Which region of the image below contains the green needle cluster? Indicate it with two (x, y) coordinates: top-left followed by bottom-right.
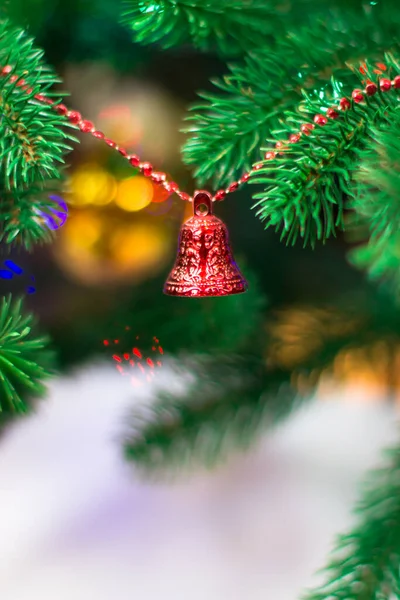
(0, 295), (53, 413)
(0, 20), (74, 250)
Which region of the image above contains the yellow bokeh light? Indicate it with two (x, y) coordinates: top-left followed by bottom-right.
(54, 206), (172, 286)
(64, 212), (103, 249)
(68, 164), (117, 206)
(115, 176), (154, 212)
(110, 222), (168, 270)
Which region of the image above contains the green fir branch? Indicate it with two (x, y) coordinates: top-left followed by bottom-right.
(182, 23), (353, 189)
(182, 7), (400, 189)
(0, 20), (75, 250)
(121, 0), (289, 56)
(121, 1), (400, 58)
(123, 354), (303, 473)
(250, 56), (400, 246)
(0, 22), (73, 187)
(182, 54), (299, 189)
(0, 183), (64, 249)
(303, 439), (400, 600)
(123, 298), (376, 473)
(348, 109), (400, 295)
(0, 295), (54, 413)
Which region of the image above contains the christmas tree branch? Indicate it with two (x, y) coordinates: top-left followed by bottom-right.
(182, 24), (354, 189)
(0, 20), (74, 249)
(0, 184), (63, 249)
(348, 109), (400, 295)
(250, 55), (400, 246)
(182, 6), (400, 189)
(121, 1), (400, 59)
(303, 439), (400, 600)
(123, 300), (375, 473)
(121, 0), (295, 56)
(0, 295), (54, 413)
(124, 354), (303, 473)
(182, 53), (300, 189)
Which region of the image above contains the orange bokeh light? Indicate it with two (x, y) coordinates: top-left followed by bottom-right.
(115, 176), (154, 212)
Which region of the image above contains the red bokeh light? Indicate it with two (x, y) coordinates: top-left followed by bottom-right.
(103, 334), (163, 387)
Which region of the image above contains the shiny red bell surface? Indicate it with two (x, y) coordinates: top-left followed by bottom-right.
(163, 190), (248, 297)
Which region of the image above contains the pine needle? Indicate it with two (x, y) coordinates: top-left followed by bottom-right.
(0, 294), (54, 413)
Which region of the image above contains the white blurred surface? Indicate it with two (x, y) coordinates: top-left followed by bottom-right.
(0, 363), (397, 600)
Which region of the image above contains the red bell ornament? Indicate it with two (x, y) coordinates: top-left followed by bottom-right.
(163, 190), (248, 297)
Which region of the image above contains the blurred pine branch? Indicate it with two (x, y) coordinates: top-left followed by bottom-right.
(0, 20), (74, 250)
(182, 4), (400, 189)
(122, 0), (290, 56)
(0, 295), (54, 414)
(348, 107), (400, 295)
(123, 291), (400, 473)
(303, 439), (400, 600)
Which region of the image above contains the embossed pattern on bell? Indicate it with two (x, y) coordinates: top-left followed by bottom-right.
(163, 211), (248, 298)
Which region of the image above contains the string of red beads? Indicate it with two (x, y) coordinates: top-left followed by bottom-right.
(57, 103), (193, 201)
(262, 74), (400, 162)
(0, 65), (193, 202)
(2, 63), (400, 204)
(0, 63), (255, 203)
(213, 173), (250, 201)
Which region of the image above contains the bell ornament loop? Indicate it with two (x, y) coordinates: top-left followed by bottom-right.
(163, 190), (248, 297)
(193, 190), (213, 217)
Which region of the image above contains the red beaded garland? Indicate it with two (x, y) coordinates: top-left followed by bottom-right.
(339, 98), (351, 110)
(151, 171), (167, 184)
(129, 155), (140, 167)
(104, 138), (117, 148)
(380, 78), (392, 91)
(314, 114), (328, 126)
(55, 104), (68, 115)
(352, 89), (364, 103)
(326, 108), (339, 119)
(5, 59), (400, 207)
(67, 110), (82, 124)
(164, 181), (179, 193)
(79, 120), (95, 133)
(301, 123), (315, 135)
(365, 82), (378, 96)
(140, 162), (153, 177)
(214, 190), (226, 201)
(177, 191), (191, 202)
